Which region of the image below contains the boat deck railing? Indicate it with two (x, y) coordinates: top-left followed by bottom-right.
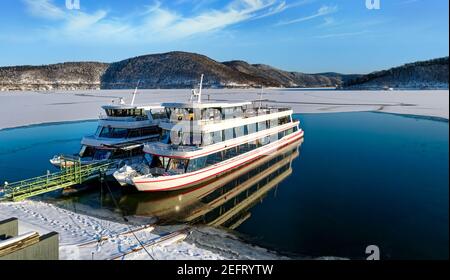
(161, 106), (292, 126)
(98, 114), (149, 122)
(145, 142), (200, 154)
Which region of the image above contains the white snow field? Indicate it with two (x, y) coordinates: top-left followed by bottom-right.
(0, 200), (286, 260)
(0, 88), (448, 130)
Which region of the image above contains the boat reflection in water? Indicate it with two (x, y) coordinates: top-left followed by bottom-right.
(118, 138), (303, 228)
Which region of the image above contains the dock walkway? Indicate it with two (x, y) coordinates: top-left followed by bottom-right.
(0, 158), (116, 202)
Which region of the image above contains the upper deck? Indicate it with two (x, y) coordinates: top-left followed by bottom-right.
(162, 101), (252, 109)
(160, 101), (293, 132)
(99, 103), (166, 128)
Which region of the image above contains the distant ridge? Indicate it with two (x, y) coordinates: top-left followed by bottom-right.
(0, 52), (447, 91)
(0, 62), (108, 91)
(100, 52), (346, 89)
(343, 57), (449, 90)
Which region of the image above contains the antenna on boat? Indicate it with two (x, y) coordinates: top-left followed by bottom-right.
(258, 86), (264, 109)
(190, 74), (204, 103)
(131, 79), (140, 106)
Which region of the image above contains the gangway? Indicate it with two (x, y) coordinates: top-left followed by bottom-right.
(0, 158), (117, 202)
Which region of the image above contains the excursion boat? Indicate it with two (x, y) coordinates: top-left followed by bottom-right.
(113, 75), (304, 191)
(50, 89), (167, 169)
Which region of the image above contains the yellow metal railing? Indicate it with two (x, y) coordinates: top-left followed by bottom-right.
(1, 159), (115, 202)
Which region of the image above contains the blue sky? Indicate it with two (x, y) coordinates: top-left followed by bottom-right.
(0, 0), (448, 73)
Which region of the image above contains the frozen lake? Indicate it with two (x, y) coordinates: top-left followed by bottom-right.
(0, 89), (448, 130)
(0, 112), (447, 259)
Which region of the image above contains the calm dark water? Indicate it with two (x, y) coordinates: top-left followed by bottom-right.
(0, 113), (447, 260)
(0, 121), (98, 182)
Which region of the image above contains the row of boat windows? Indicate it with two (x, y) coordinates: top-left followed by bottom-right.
(165, 106), (290, 122)
(192, 162), (292, 226)
(150, 126), (298, 174)
(96, 126), (160, 138)
(165, 107), (243, 122)
(105, 108), (147, 117)
(79, 145), (143, 160)
(169, 116), (292, 146)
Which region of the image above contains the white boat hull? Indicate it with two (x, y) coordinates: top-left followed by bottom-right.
(132, 130), (304, 192)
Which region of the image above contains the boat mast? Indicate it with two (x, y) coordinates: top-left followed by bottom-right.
(198, 74), (203, 103)
(258, 86), (264, 109)
(131, 80), (140, 106)
(190, 74), (204, 103)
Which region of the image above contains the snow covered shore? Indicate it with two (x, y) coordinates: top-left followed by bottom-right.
(0, 200), (287, 260)
(0, 89), (448, 130)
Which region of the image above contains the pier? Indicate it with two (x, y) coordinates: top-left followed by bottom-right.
(0, 157), (116, 202)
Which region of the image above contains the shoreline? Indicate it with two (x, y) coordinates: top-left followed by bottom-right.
(0, 89), (448, 130)
(0, 199), (290, 260)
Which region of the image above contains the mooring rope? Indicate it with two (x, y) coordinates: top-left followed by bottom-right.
(101, 173), (155, 260)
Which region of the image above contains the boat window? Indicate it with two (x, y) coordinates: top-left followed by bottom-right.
(181, 132), (192, 146)
(161, 130), (170, 144)
(260, 135), (270, 146)
(111, 149), (126, 159)
(99, 127), (128, 138)
(142, 127), (159, 136)
(167, 159), (188, 174)
(212, 130), (222, 144)
(278, 116), (290, 125)
(224, 128), (234, 141)
(170, 108), (189, 122)
(270, 129), (278, 143)
(202, 108), (221, 121)
(99, 127), (111, 137)
(202, 132), (213, 146)
(151, 109), (167, 120)
(79, 145), (94, 157)
(113, 128), (128, 138)
(187, 157), (207, 172)
(247, 123), (257, 135)
(95, 126), (103, 136)
(222, 108), (234, 120)
(93, 149), (111, 160)
(223, 147), (238, 160)
(193, 132), (202, 146)
(150, 156), (170, 169)
(128, 128), (141, 138)
(269, 118), (277, 128)
(206, 152), (222, 166)
(234, 126), (244, 138)
(258, 121), (267, 132)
